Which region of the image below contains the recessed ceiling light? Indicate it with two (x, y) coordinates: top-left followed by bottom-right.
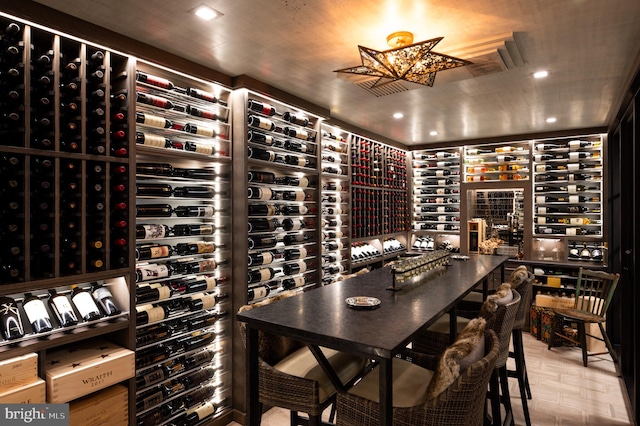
(393, 112), (404, 119)
(429, 131), (438, 136)
(533, 70), (549, 79)
(191, 4), (222, 21)
(546, 117), (557, 123)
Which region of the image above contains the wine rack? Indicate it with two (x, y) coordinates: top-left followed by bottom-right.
(0, 14), (135, 422)
(532, 135), (603, 239)
(0, 18), (132, 285)
(133, 63), (232, 424)
(320, 124), (350, 284)
(243, 91), (321, 302)
(463, 142), (531, 182)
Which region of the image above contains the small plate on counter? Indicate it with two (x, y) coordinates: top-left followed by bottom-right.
(346, 296), (381, 310)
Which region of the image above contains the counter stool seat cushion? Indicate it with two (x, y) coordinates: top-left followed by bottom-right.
(274, 346), (369, 403)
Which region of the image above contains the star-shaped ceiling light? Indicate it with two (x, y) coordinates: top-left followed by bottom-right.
(334, 32), (472, 88)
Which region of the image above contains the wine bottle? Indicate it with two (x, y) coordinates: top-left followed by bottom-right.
(248, 186), (275, 200)
(173, 186), (216, 198)
(47, 289), (79, 328)
(91, 282), (121, 316)
(284, 154), (315, 168)
(248, 130), (274, 146)
(172, 224), (216, 236)
(248, 251), (275, 266)
(136, 92), (174, 109)
(181, 367), (215, 389)
(283, 127), (310, 140)
(136, 285), (172, 304)
(22, 293), (53, 334)
(280, 204), (309, 215)
(466, 148), (493, 155)
(136, 244), (174, 261)
(248, 115), (275, 131)
(136, 305), (169, 325)
(70, 286), (104, 322)
(0, 296), (25, 340)
(282, 218), (309, 231)
(248, 236), (278, 249)
(283, 260), (308, 275)
(136, 204), (173, 217)
(282, 276), (307, 290)
(248, 146), (276, 162)
(248, 283), (271, 301)
(248, 218), (280, 232)
(175, 241), (216, 255)
(283, 247), (307, 261)
(188, 293), (228, 311)
(183, 349), (216, 369)
(136, 71), (174, 89)
(187, 87), (218, 103)
(135, 131), (172, 148)
(248, 204), (278, 216)
(136, 111), (173, 128)
(248, 267), (276, 284)
(184, 275), (219, 293)
(136, 224), (172, 240)
(248, 171), (276, 183)
(248, 99), (277, 116)
(284, 140), (308, 153)
(136, 263), (174, 282)
(136, 183), (173, 197)
(174, 205), (216, 217)
(284, 233), (311, 245)
(183, 123), (217, 138)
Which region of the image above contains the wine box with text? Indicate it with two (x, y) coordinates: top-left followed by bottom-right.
(45, 338), (135, 403)
(69, 384), (128, 426)
(0, 352), (38, 392)
(0, 379), (46, 404)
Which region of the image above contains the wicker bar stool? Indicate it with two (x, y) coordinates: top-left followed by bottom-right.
(335, 322), (500, 426)
(239, 291), (369, 426)
(411, 285), (521, 426)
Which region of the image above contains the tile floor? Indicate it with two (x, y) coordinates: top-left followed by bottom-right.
(228, 332), (633, 425)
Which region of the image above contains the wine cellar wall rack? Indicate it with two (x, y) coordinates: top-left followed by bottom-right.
(133, 62), (233, 425)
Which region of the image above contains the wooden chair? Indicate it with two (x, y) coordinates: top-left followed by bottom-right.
(547, 268), (620, 367)
(238, 291), (369, 426)
(335, 328), (500, 426)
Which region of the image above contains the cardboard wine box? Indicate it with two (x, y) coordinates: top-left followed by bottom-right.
(69, 384), (128, 426)
(0, 378), (46, 403)
(0, 352), (38, 392)
(45, 339), (134, 403)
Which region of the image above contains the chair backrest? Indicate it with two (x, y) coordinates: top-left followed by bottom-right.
(512, 274), (534, 330)
(403, 330), (500, 426)
(488, 290), (521, 369)
(574, 268), (620, 317)
(237, 290), (305, 365)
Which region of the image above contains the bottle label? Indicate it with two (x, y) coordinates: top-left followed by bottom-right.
(263, 252), (274, 264)
(198, 259), (218, 272)
(569, 152), (580, 160)
(298, 205), (309, 214)
(535, 165), (547, 172)
(538, 217), (547, 224)
(537, 207), (547, 214)
(196, 242), (215, 254)
(259, 269), (272, 281)
(297, 261), (307, 273)
(194, 126), (216, 138)
(296, 157), (306, 167)
(536, 196), (546, 204)
(139, 264), (170, 280)
(72, 291), (100, 319)
(436, 224), (445, 231)
(567, 184), (577, 193)
(293, 190), (305, 201)
(569, 195), (580, 203)
(51, 295), (75, 316)
(142, 390), (164, 409)
(142, 369), (165, 387)
(256, 117), (274, 131)
(437, 206), (445, 213)
(142, 133), (167, 147)
(150, 246), (171, 258)
(147, 306), (167, 322)
(437, 215), (447, 222)
(435, 170), (445, 177)
(299, 247), (308, 258)
(261, 103), (273, 115)
(570, 217), (584, 225)
(194, 294), (217, 309)
(193, 143), (215, 154)
(196, 206), (215, 217)
(252, 286), (269, 299)
(436, 188), (445, 195)
(204, 277), (217, 290)
(141, 113), (167, 128)
(197, 225), (214, 235)
(23, 299), (49, 323)
(567, 163), (580, 171)
(566, 228), (577, 236)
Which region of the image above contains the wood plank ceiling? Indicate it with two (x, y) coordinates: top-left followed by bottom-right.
(26, 0), (640, 146)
